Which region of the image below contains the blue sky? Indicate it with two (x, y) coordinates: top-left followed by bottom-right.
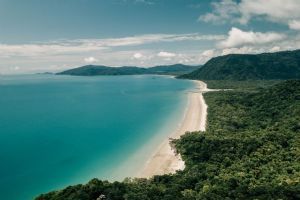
(0, 0), (224, 42)
(1, 0), (300, 74)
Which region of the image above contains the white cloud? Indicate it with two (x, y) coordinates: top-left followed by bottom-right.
(157, 51), (176, 58)
(0, 43), (106, 57)
(239, 0), (300, 25)
(218, 27), (285, 48)
(157, 51), (177, 61)
(213, 35), (300, 57)
(200, 0), (300, 28)
(199, 0), (239, 24)
(289, 20), (300, 30)
(221, 46), (261, 55)
(69, 33), (224, 49)
(0, 32), (225, 73)
(0, 33), (225, 58)
(84, 57), (98, 63)
(270, 46), (281, 52)
(201, 49), (215, 57)
(133, 52), (144, 59)
(197, 49), (216, 63)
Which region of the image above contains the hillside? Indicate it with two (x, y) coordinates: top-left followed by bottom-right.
(36, 80), (300, 200)
(146, 64), (200, 75)
(57, 65), (146, 76)
(57, 64), (200, 76)
(179, 49), (300, 80)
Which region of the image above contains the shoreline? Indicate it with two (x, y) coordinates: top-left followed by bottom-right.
(137, 80), (208, 178)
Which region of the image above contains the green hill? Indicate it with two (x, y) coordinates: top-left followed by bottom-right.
(146, 64), (200, 75)
(35, 80), (300, 200)
(179, 49), (300, 80)
(57, 65), (146, 76)
(57, 64), (200, 76)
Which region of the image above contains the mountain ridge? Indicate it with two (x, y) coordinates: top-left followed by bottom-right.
(179, 49), (300, 80)
(57, 64), (201, 76)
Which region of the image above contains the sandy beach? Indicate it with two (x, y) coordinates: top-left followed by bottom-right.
(138, 80), (208, 178)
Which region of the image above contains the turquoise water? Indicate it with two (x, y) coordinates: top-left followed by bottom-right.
(0, 75), (194, 200)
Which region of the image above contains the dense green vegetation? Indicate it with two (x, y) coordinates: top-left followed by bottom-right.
(36, 80), (300, 200)
(205, 80), (283, 90)
(179, 49), (300, 80)
(146, 64), (201, 75)
(57, 64), (200, 76)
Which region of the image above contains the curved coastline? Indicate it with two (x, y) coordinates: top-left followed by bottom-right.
(137, 80), (208, 178)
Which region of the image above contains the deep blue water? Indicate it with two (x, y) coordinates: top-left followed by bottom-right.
(0, 75), (194, 200)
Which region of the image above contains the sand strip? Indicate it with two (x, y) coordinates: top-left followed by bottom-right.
(137, 80), (208, 178)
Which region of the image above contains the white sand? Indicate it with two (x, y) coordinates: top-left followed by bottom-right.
(137, 80), (208, 178)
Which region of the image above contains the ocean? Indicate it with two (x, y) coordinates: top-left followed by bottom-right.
(0, 74), (194, 200)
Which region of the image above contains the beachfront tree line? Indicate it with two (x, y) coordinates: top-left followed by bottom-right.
(36, 80), (300, 200)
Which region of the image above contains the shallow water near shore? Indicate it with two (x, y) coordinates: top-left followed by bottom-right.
(0, 74), (194, 200)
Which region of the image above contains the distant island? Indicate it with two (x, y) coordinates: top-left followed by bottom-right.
(57, 64), (201, 76)
(179, 49), (300, 80)
(36, 72), (55, 75)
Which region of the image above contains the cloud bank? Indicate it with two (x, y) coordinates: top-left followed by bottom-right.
(84, 57), (98, 63)
(218, 27), (285, 48)
(0, 33), (225, 58)
(200, 0), (300, 29)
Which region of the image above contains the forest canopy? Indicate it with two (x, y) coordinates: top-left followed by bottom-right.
(179, 50), (300, 80)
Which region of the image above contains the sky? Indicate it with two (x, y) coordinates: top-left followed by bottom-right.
(1, 0), (300, 74)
